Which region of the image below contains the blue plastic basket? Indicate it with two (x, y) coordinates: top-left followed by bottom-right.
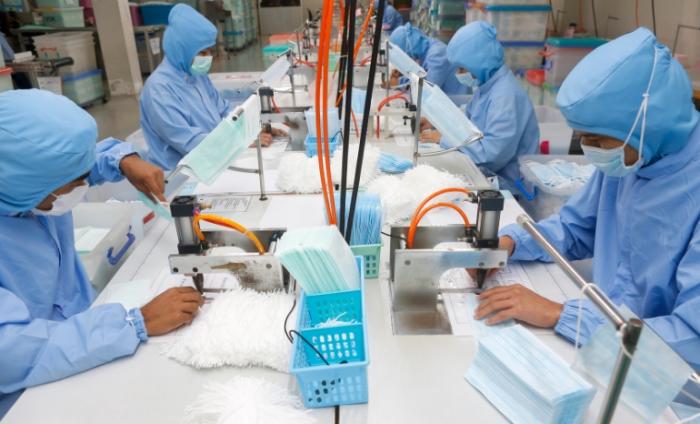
(305, 132), (341, 157)
(139, 2), (174, 25)
(290, 257), (370, 408)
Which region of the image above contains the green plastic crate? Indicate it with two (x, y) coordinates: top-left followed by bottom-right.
(350, 243), (381, 279)
(36, 0), (80, 8)
(41, 7), (85, 28)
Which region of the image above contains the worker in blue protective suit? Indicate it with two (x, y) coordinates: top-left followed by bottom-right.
(0, 90), (204, 418)
(375, 0), (403, 34)
(470, 28), (700, 373)
(388, 23), (464, 96)
(140, 4), (282, 171)
(422, 21), (539, 192)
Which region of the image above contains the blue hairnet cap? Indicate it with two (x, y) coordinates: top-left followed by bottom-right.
(389, 23), (430, 60)
(0, 90), (97, 214)
(557, 27), (700, 163)
(163, 4), (217, 74)
(446, 21), (504, 84)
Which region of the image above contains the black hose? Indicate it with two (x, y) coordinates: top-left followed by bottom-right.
(651, 0), (657, 35)
(336, 0), (352, 117)
(340, 0), (357, 239)
(345, 0), (385, 243)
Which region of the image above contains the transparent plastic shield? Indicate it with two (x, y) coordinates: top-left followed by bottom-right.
(387, 41), (425, 76)
(420, 80), (483, 147)
(575, 306), (694, 422)
(261, 55), (291, 85)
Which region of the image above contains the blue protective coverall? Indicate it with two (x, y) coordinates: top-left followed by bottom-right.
(0, 90), (147, 415)
(443, 21), (539, 192)
(500, 28), (700, 371)
(389, 23), (464, 96)
(140, 4), (232, 170)
(378, 1), (403, 34)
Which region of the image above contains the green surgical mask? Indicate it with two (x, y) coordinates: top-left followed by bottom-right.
(190, 55), (213, 76)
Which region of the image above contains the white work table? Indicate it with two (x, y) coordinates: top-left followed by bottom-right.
(4, 138), (682, 423)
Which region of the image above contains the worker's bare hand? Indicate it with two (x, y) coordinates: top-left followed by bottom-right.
(475, 284), (563, 328)
(270, 127), (288, 138)
(419, 129), (442, 144)
(419, 117), (434, 132)
(467, 236), (516, 281)
(120, 154), (166, 202)
(140, 287), (204, 336)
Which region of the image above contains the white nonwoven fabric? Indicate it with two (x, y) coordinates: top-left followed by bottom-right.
(366, 164), (466, 223)
(183, 376), (316, 424)
(163, 288), (296, 372)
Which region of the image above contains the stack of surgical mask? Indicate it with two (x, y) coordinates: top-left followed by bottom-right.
(275, 226), (360, 294)
(334, 193), (383, 246)
(378, 151), (413, 174)
(388, 41), (425, 76)
(419, 80), (483, 149)
(521, 159), (596, 192)
(180, 96), (261, 185)
(466, 325), (595, 424)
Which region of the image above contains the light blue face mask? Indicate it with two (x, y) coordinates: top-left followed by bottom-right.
(580, 47), (659, 177)
(190, 55), (213, 76)
(456, 71), (478, 88)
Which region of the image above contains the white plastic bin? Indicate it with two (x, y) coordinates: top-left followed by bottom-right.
(516, 154), (592, 221)
(0, 67), (12, 92)
(466, 4), (551, 42)
(73, 203), (142, 292)
(32, 31), (96, 76)
(62, 68), (103, 105)
(543, 37), (606, 86)
(501, 41), (544, 70)
(535, 105), (573, 154)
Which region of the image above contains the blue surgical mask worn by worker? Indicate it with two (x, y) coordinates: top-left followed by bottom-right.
(190, 55), (213, 76)
(32, 184), (88, 216)
(456, 72), (478, 88)
(581, 48), (659, 177)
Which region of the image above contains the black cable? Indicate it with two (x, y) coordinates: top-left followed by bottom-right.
(381, 231), (406, 242)
(336, 0), (352, 117)
(283, 296), (297, 343)
(346, 0), (385, 243)
(335, 405), (340, 424)
(340, 0), (358, 240)
(650, 0), (656, 35)
(289, 330), (331, 366)
(590, 0), (599, 37)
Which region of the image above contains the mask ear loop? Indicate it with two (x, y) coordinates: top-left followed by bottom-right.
(572, 281), (595, 367)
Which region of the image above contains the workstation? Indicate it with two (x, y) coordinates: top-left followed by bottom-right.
(1, 1), (700, 423)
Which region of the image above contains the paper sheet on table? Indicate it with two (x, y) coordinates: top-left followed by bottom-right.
(194, 169), (281, 195)
(74, 227), (110, 253)
(232, 141), (288, 169)
(259, 195), (326, 229)
(441, 263), (533, 336)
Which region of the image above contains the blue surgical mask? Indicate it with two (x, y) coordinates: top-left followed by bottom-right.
(190, 55), (213, 76)
(456, 72), (478, 88)
(580, 47), (658, 177)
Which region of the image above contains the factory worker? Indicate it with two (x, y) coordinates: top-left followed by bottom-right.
(472, 28), (700, 371)
(140, 4), (284, 171)
(376, 0), (403, 34)
(0, 90), (204, 416)
(388, 23), (464, 96)
(422, 21), (539, 192)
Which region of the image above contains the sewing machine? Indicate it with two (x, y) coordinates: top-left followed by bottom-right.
(168, 195), (290, 293)
(388, 189), (509, 334)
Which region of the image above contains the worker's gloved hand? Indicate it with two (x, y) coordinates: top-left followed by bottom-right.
(419, 129), (442, 144)
(474, 284), (563, 328)
(120, 154), (166, 202)
(467, 236), (515, 281)
(140, 287), (204, 336)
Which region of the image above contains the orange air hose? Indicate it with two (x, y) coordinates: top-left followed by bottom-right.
(406, 202), (471, 248)
(375, 93), (410, 137)
(407, 187), (472, 248)
(193, 214), (265, 255)
(322, 0), (338, 224)
(314, 0), (333, 225)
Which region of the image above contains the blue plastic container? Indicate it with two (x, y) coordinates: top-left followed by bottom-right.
(140, 2), (174, 25)
(290, 257), (370, 408)
(304, 133), (341, 157)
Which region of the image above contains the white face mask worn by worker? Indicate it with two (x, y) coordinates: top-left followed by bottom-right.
(32, 184), (88, 216)
(580, 47), (659, 177)
(455, 71), (478, 88)
(190, 55), (213, 76)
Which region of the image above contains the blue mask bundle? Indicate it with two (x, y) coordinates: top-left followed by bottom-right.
(421, 81), (483, 148)
(378, 152), (413, 174)
(275, 226), (360, 294)
(388, 41), (425, 76)
(334, 193), (383, 246)
(466, 325), (596, 424)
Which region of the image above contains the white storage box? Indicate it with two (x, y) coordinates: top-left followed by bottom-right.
(62, 68), (103, 105)
(0, 67), (12, 92)
(516, 154), (592, 221)
(73, 202), (142, 292)
(466, 4), (551, 42)
(543, 37), (606, 86)
(40, 7), (85, 28)
(535, 105), (573, 154)
(32, 31), (96, 76)
(502, 41), (544, 71)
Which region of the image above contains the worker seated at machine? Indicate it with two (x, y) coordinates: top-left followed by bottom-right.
(471, 28), (700, 372)
(376, 0), (403, 35)
(140, 4), (286, 171)
(420, 21), (539, 193)
(388, 23), (465, 98)
(0, 89), (205, 416)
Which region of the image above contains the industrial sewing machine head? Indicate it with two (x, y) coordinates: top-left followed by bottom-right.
(388, 190), (508, 333)
(168, 195), (290, 294)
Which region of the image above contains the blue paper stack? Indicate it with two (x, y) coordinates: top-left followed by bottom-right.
(334, 193), (383, 246)
(466, 325), (595, 424)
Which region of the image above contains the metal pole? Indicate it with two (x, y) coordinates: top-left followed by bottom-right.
(597, 319), (643, 424)
(517, 214), (625, 328)
(255, 133), (267, 201)
(412, 76), (424, 166)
